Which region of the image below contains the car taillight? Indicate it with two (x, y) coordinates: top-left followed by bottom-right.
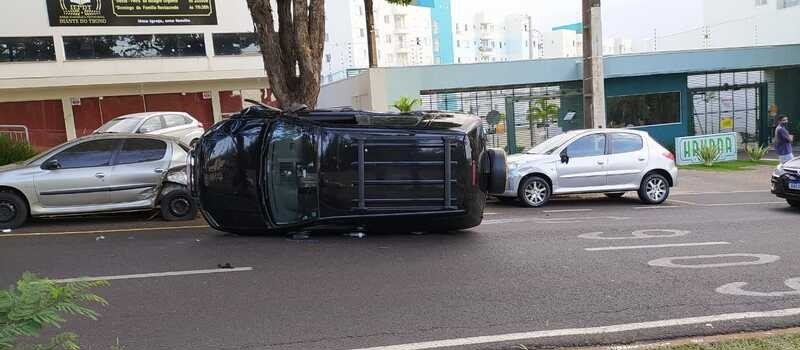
(663, 152), (675, 161)
(471, 160), (477, 187)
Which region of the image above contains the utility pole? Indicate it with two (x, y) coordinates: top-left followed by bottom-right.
(582, 0), (606, 129)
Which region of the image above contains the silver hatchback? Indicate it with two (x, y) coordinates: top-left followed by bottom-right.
(95, 112), (205, 146)
(0, 134), (196, 229)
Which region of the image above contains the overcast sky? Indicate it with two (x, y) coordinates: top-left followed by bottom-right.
(453, 0), (705, 41)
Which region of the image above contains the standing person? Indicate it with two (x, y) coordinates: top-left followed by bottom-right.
(775, 115), (794, 164)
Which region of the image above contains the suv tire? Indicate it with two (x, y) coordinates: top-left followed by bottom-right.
(638, 173), (670, 205)
(0, 191), (28, 230)
(518, 176), (551, 207)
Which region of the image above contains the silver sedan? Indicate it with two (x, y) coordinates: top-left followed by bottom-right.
(0, 134), (196, 229)
(496, 129), (678, 207)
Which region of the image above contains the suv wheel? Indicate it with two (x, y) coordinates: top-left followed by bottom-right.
(160, 186), (198, 221)
(638, 173), (669, 204)
(518, 176), (551, 207)
(0, 191), (28, 230)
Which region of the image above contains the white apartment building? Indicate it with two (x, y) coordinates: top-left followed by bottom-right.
(638, 0), (800, 52)
(451, 11), (535, 64)
(542, 29), (581, 58)
(322, 0), (434, 84)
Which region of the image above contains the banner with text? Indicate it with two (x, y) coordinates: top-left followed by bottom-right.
(46, 0), (217, 26)
(675, 132), (738, 165)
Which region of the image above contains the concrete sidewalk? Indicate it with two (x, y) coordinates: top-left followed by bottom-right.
(675, 164), (774, 194)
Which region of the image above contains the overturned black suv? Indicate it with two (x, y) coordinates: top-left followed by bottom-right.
(188, 104), (506, 235)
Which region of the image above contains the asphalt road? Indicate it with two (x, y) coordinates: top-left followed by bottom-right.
(2, 186), (800, 350)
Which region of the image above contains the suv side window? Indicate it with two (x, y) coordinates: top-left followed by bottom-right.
(164, 114), (188, 128)
(610, 133), (644, 154)
(139, 116), (165, 133)
(115, 139), (168, 165)
(566, 134), (606, 158)
(49, 139), (120, 169)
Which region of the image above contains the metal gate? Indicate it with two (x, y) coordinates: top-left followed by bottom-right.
(688, 71), (769, 146)
(420, 83), (583, 153)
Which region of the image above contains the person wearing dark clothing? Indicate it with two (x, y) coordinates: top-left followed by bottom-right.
(775, 115), (795, 164)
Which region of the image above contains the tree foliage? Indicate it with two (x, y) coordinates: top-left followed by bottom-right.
(0, 135), (37, 167)
(0, 273), (108, 350)
(527, 99), (559, 125)
(393, 96), (421, 113)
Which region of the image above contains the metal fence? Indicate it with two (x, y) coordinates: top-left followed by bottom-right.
(0, 125), (30, 144)
(688, 71), (765, 145)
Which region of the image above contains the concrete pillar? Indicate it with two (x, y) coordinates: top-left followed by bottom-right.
(61, 97), (77, 140)
(210, 89), (223, 123)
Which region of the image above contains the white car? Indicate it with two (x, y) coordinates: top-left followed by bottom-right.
(95, 112), (205, 146)
(496, 129), (678, 207)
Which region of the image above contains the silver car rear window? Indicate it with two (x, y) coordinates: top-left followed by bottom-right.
(96, 118), (141, 133)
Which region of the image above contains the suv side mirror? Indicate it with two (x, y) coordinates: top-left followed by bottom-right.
(42, 159), (61, 170)
(560, 150), (569, 164)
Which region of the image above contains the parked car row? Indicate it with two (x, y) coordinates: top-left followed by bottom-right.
(0, 112), (204, 229)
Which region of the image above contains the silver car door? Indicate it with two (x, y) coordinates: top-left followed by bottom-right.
(34, 139), (121, 210)
(555, 133), (607, 191)
(107, 138), (171, 206)
(605, 133), (647, 188)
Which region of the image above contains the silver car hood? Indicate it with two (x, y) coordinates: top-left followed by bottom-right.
(0, 162), (25, 173)
(507, 153), (552, 165)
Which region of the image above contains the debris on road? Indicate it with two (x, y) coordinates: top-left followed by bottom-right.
(217, 263), (234, 269)
(2, 229), (10, 233)
(95, 235), (105, 241)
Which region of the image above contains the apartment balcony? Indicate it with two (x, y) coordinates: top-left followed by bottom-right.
(478, 45), (493, 52)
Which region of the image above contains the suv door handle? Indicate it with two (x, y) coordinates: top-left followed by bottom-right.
(94, 172), (105, 179)
(154, 168), (165, 174)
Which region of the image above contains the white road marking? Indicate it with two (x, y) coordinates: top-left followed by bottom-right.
(672, 190), (768, 196)
(586, 242), (730, 251)
(703, 201), (784, 207)
(482, 216), (629, 226)
(716, 278), (800, 297)
(648, 254), (780, 269)
(633, 205), (681, 209)
(579, 229), (690, 240)
(543, 209), (593, 213)
(667, 199), (699, 206)
(350, 307), (800, 350)
(53, 267), (254, 283)
(483, 212), (499, 215)
(0, 225), (210, 238)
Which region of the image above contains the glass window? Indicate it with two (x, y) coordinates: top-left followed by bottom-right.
(267, 121), (318, 225)
(212, 33), (260, 56)
(96, 117), (141, 133)
(779, 0), (798, 8)
(606, 92), (681, 128)
(63, 34), (206, 60)
(610, 133), (644, 154)
(116, 139), (167, 165)
(138, 116), (165, 133)
(164, 114), (188, 128)
(566, 134), (606, 158)
(50, 139), (119, 169)
(0, 37), (56, 62)
(756, 0), (767, 5)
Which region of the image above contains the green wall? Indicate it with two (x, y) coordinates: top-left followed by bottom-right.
(774, 68), (800, 128)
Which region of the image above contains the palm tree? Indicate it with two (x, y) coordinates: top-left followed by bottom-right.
(365, 0), (413, 68)
(527, 99), (560, 145)
(393, 96), (421, 113)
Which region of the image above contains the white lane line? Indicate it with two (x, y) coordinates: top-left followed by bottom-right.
(672, 190), (768, 195)
(585, 241), (730, 252)
(0, 225), (210, 238)
(350, 307), (800, 350)
(633, 205), (681, 209)
(482, 216), (629, 225)
(53, 267), (254, 283)
(543, 209), (593, 213)
(483, 212), (499, 215)
(703, 201), (784, 207)
(667, 199), (699, 206)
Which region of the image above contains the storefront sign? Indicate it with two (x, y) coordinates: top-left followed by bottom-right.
(47, 0), (217, 26)
(675, 132), (738, 165)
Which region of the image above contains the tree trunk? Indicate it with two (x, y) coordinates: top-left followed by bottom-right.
(247, 0), (326, 109)
(365, 0), (378, 68)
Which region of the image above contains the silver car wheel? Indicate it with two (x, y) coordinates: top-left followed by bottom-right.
(524, 180), (548, 206)
(646, 177), (667, 202)
(0, 201), (16, 223)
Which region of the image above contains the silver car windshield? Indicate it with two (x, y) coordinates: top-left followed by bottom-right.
(96, 118), (141, 133)
(526, 133), (577, 155)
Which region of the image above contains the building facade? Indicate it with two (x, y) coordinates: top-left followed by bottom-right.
(321, 0), (435, 84)
(451, 11), (536, 64)
(0, 0), (275, 149)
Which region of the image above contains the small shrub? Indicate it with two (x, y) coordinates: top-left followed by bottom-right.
(392, 96), (421, 114)
(697, 143), (721, 167)
(0, 135), (38, 167)
(0, 273), (109, 350)
(744, 143), (769, 162)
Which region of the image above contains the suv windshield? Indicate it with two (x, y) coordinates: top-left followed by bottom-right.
(526, 133), (578, 154)
(96, 118), (142, 133)
(266, 121), (319, 225)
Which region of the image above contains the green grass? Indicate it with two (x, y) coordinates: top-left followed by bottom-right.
(679, 160), (779, 172)
(657, 333), (800, 350)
